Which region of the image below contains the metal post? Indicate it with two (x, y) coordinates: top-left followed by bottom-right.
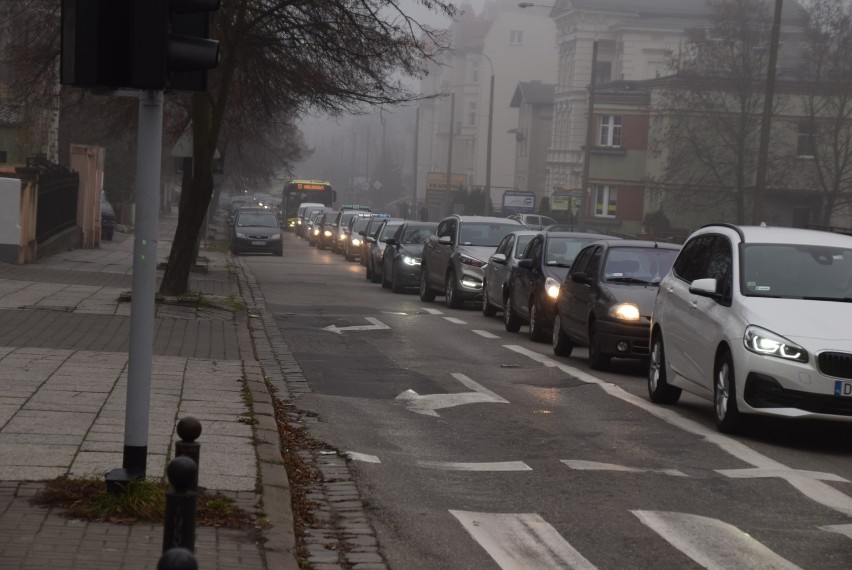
(106, 90), (162, 488)
(581, 41), (598, 198)
(174, 417), (202, 491)
(161, 455), (198, 554)
(485, 60), (495, 210)
(752, 0), (783, 224)
(413, 107), (419, 215)
(445, 92), (455, 217)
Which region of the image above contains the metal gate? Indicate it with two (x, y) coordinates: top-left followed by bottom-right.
(29, 155), (79, 242)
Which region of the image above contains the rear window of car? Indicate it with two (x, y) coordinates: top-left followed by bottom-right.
(237, 213), (279, 227)
(459, 222), (522, 247)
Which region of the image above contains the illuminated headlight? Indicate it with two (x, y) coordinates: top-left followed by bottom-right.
(608, 303), (641, 321)
(236, 232), (247, 238)
(459, 254), (486, 267)
(545, 277), (561, 299)
(403, 256), (420, 266)
(313, 229), (320, 236)
(288, 220), (295, 227)
(338, 234), (347, 241)
(270, 233), (281, 240)
(324, 230), (332, 237)
(744, 326), (808, 363)
(297, 220), (302, 225)
(351, 238), (362, 247)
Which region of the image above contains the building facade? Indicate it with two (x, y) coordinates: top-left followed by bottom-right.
(509, 81), (554, 207)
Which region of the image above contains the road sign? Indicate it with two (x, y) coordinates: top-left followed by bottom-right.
(502, 190), (536, 213)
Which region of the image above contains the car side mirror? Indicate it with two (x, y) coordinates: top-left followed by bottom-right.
(517, 259), (533, 270)
(490, 253), (508, 265)
(366, 236), (376, 243)
(689, 277), (718, 297)
(438, 235), (453, 246)
(571, 272), (591, 285)
(385, 237), (399, 246)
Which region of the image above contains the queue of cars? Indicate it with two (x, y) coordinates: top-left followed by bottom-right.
(287, 206), (852, 433)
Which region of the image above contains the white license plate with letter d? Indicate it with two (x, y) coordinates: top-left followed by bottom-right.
(835, 381), (852, 397)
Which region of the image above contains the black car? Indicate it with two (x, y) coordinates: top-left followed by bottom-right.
(504, 232), (610, 341)
(552, 239), (680, 369)
(380, 221), (438, 292)
(101, 198), (117, 241)
(230, 210), (283, 255)
(316, 210), (340, 250)
(360, 215), (391, 266)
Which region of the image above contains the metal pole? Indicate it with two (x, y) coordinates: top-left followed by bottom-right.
(581, 41), (598, 199)
(413, 107), (419, 217)
(485, 70), (495, 213)
(445, 92), (455, 217)
(109, 89), (163, 484)
(752, 0), (783, 225)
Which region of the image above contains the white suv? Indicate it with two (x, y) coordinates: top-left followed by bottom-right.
(649, 223), (852, 433)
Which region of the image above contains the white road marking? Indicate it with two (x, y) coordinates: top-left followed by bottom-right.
(821, 524), (852, 540)
(395, 372), (508, 417)
(419, 461), (532, 471)
(345, 452), (381, 463)
(473, 329), (499, 339)
(562, 460), (686, 477)
(633, 511), (802, 570)
(444, 317), (467, 324)
(322, 317), (390, 335)
(421, 308), (444, 315)
(450, 511), (597, 570)
(503, 344), (852, 517)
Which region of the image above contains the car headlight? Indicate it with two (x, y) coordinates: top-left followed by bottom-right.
(459, 254), (486, 268)
(608, 303), (641, 321)
(545, 277), (561, 299)
(324, 230), (332, 237)
(313, 229), (320, 236)
(236, 232), (247, 239)
(338, 234), (347, 241)
(351, 238), (362, 247)
(744, 325), (808, 363)
(403, 256), (420, 266)
(270, 233), (281, 240)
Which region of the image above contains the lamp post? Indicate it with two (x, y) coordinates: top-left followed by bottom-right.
(481, 53), (495, 209)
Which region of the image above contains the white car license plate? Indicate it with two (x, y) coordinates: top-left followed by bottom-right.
(251, 240), (265, 246)
(835, 381), (852, 397)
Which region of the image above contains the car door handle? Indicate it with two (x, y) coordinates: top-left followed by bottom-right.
(665, 285), (674, 293)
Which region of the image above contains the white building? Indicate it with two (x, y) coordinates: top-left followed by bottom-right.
(415, 0), (557, 216)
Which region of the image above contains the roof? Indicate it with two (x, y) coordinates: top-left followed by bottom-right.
(553, 0), (804, 23)
(698, 224), (852, 247)
(510, 82), (556, 108)
(451, 215), (525, 224)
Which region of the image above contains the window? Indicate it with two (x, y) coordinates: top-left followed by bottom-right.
(797, 122), (816, 157)
(0, 150), (6, 163)
(673, 235), (715, 283)
(470, 61), (480, 83)
(594, 185), (617, 218)
(594, 61), (612, 84)
(497, 234), (514, 257)
(510, 30), (523, 45)
(468, 102), (476, 127)
(599, 115), (622, 146)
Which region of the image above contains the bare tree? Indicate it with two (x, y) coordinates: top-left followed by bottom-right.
(652, 0), (789, 224)
(158, 0), (456, 294)
(798, 0), (852, 226)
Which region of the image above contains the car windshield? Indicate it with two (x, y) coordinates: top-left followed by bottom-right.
(402, 227), (433, 244)
(380, 223), (403, 239)
(603, 247), (678, 284)
(237, 213), (278, 228)
(459, 222), (521, 246)
(545, 237), (596, 266)
(514, 235), (534, 259)
(742, 244), (852, 300)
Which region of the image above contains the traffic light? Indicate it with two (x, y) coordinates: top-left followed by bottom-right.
(60, 0), (220, 91)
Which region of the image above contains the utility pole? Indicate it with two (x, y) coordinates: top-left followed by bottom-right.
(483, 54), (495, 211)
(581, 40), (599, 211)
(413, 107), (420, 218)
(752, 0), (783, 224)
(445, 92), (455, 217)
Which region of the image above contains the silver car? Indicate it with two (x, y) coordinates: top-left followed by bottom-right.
(481, 230), (538, 317)
(420, 215), (524, 308)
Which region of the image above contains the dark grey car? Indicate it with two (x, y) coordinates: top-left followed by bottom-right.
(381, 222), (438, 292)
(230, 210), (283, 256)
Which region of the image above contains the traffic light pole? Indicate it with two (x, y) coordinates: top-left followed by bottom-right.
(107, 90), (163, 488)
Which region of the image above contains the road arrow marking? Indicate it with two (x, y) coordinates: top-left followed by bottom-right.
(322, 317), (390, 335)
(633, 511), (802, 570)
(396, 372), (508, 417)
(562, 460), (686, 477)
(419, 461), (532, 471)
(450, 510), (597, 570)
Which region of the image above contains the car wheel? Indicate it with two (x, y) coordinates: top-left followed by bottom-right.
(528, 298), (547, 342)
(446, 271), (463, 309)
(648, 331), (681, 404)
(419, 265), (436, 302)
(587, 321), (611, 370)
(552, 314), (574, 357)
(481, 280), (497, 317)
(504, 295), (522, 332)
(370, 262), (382, 283)
(391, 264), (405, 293)
(714, 350), (742, 433)
(381, 260), (392, 289)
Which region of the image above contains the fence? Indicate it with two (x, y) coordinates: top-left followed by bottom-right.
(28, 155), (79, 243)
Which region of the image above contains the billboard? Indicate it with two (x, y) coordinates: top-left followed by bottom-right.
(425, 172), (467, 205)
(501, 190), (536, 213)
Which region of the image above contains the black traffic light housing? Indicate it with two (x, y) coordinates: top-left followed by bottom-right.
(60, 0), (219, 91)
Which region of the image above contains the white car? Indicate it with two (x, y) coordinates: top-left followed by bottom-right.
(649, 223), (852, 433)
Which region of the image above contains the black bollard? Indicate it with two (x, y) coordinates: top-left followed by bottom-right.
(162, 455), (198, 554)
(175, 416), (202, 491)
(157, 547), (198, 570)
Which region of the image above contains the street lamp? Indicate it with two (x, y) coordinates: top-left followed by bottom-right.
(481, 53), (495, 206)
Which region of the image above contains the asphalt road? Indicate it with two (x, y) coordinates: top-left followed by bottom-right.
(245, 231), (852, 570)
